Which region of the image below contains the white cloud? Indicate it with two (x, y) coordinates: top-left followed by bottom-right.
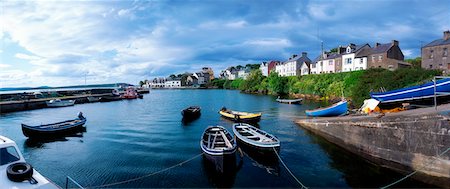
(0, 64), (11, 68)
(402, 49), (413, 57)
(15, 53), (41, 60)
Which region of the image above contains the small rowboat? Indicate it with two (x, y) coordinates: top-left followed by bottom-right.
(181, 106), (201, 120)
(305, 100), (348, 117)
(276, 97), (302, 104)
(232, 123), (280, 153)
(200, 126), (237, 173)
(21, 112), (87, 138)
(219, 107), (261, 123)
(46, 99), (75, 107)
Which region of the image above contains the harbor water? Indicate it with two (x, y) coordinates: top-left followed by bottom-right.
(0, 89), (433, 188)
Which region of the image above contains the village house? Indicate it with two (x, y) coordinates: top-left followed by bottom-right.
(276, 52), (311, 76)
(422, 31), (450, 73)
(260, 60), (279, 76)
(341, 43), (371, 72)
(148, 77), (167, 88)
(202, 67), (214, 80)
(194, 72), (210, 85)
(367, 40), (410, 70)
(164, 78), (181, 88)
(219, 67), (237, 80)
(311, 52), (341, 74)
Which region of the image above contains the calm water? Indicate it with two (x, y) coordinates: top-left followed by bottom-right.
(0, 90), (432, 188)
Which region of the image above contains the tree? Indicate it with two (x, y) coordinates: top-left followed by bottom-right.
(267, 72), (288, 95)
(241, 69), (265, 92)
(405, 57), (422, 68)
(330, 48), (338, 53)
(139, 80), (144, 87)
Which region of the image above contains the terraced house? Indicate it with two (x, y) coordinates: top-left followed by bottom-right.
(367, 40), (409, 70)
(275, 52), (311, 76)
(422, 31), (450, 73)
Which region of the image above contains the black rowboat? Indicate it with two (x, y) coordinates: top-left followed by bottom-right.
(200, 126), (237, 173)
(21, 112), (87, 138)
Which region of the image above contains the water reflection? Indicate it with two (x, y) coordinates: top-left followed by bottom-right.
(202, 154), (243, 188)
(238, 145), (280, 176)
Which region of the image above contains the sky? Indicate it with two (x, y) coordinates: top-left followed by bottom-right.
(1, 0), (449, 87)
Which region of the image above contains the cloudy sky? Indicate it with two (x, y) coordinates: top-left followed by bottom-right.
(1, 0), (449, 87)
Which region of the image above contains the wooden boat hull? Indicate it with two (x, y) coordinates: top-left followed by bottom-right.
(219, 110), (261, 123)
(370, 78), (450, 103)
(181, 106), (201, 121)
(305, 100), (348, 117)
(200, 126), (237, 173)
(21, 116), (87, 138)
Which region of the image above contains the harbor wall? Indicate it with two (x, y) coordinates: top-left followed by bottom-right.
(296, 104), (450, 188)
(0, 94), (106, 113)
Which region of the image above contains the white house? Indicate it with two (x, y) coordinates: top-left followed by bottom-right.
(276, 52), (311, 76)
(311, 53), (341, 74)
(341, 44), (371, 72)
(164, 79), (181, 88)
(260, 62), (269, 76)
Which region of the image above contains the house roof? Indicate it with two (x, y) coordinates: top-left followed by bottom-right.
(423, 38), (450, 48)
(355, 47), (372, 58)
(370, 43), (392, 54)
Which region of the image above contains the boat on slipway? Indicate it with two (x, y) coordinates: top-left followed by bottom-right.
(232, 123), (280, 154)
(370, 78), (450, 104)
(305, 100), (348, 117)
(45, 99), (75, 108)
(200, 126), (237, 173)
(219, 107), (261, 123)
(21, 112), (87, 138)
(0, 135), (59, 188)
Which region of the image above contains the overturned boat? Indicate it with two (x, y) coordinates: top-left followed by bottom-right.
(21, 112), (87, 138)
(219, 107), (261, 123)
(370, 78), (450, 104)
(200, 126), (237, 173)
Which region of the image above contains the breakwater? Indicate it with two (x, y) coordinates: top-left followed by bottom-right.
(296, 104), (450, 188)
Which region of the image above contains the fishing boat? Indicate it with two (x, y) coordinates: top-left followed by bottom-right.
(370, 78), (450, 103)
(122, 87), (138, 99)
(21, 112), (87, 138)
(232, 123), (280, 154)
(181, 106), (201, 120)
(305, 100), (348, 117)
(87, 96), (101, 102)
(276, 97), (302, 104)
(46, 99), (75, 107)
(0, 135), (59, 188)
(200, 126), (237, 173)
(219, 107), (261, 123)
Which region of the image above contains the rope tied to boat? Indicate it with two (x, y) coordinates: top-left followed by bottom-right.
(273, 147), (308, 189)
(380, 147), (450, 189)
(82, 153), (203, 188)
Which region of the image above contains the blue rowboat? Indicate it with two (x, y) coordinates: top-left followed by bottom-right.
(21, 112), (87, 138)
(305, 100), (348, 117)
(370, 78), (450, 103)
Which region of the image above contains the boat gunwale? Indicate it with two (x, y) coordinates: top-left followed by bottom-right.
(21, 118), (86, 131)
(200, 126), (237, 156)
(305, 100), (347, 114)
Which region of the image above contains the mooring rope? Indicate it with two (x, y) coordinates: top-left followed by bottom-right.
(380, 147), (450, 189)
(83, 153), (203, 188)
(273, 147), (308, 189)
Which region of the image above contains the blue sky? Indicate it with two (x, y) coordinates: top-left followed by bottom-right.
(1, 0), (449, 87)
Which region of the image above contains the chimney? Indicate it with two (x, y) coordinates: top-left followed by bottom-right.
(301, 52), (307, 57)
(322, 52), (327, 59)
(349, 43), (356, 47)
(444, 30), (450, 40)
(338, 46), (346, 54)
(391, 40), (399, 46)
(292, 54), (298, 58)
(375, 43), (381, 47)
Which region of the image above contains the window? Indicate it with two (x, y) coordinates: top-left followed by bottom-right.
(329, 60), (333, 65)
(346, 58), (352, 64)
(0, 147), (21, 165)
(430, 50), (434, 59)
(372, 56), (375, 62)
(312, 64), (316, 68)
(378, 55), (383, 62)
(429, 64), (433, 69)
(444, 48), (448, 57)
(360, 58), (364, 64)
(346, 47), (351, 53)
